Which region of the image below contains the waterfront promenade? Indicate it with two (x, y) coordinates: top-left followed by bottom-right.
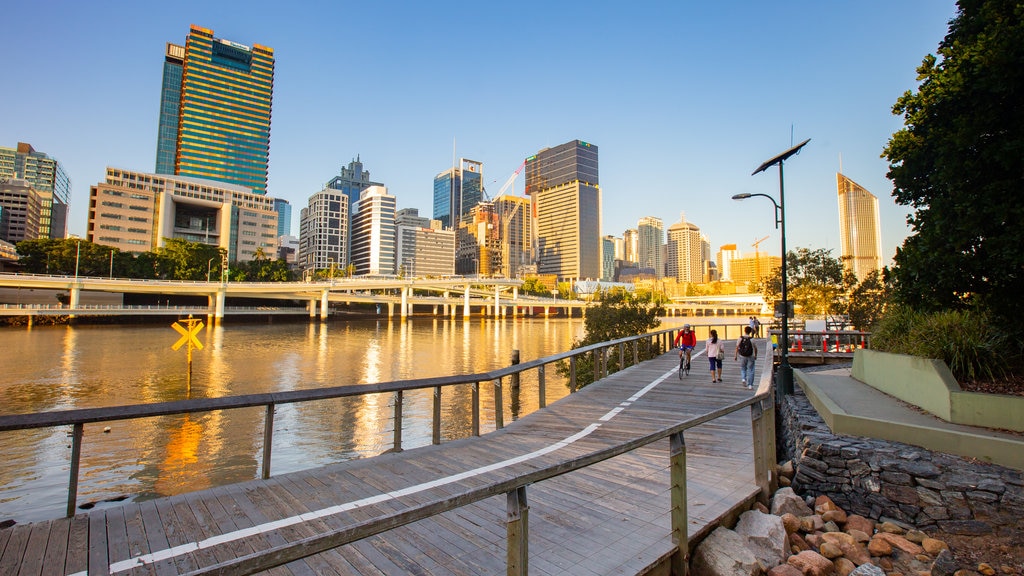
(0, 343), (771, 575)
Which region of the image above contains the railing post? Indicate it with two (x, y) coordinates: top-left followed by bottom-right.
(494, 378), (504, 429)
(633, 339), (639, 366)
(510, 350), (520, 390)
(537, 365), (546, 409)
(569, 356), (577, 392)
(262, 404), (275, 479)
(750, 398), (775, 505)
(601, 347), (608, 378)
(432, 386), (442, 444)
(67, 422), (83, 517)
(471, 382), (480, 436)
(394, 390), (404, 450)
(593, 348), (600, 382)
(506, 486), (529, 576)
(670, 431), (689, 575)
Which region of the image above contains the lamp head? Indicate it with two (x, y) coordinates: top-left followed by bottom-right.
(731, 193), (752, 200)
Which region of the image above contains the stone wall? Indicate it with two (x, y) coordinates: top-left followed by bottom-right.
(778, 385), (1024, 536)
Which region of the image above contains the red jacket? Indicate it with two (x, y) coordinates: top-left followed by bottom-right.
(674, 330), (696, 348)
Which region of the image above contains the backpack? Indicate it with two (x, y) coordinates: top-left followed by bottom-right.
(738, 336), (753, 357)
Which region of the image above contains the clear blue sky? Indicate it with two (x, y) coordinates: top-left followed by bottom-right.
(2, 0), (957, 266)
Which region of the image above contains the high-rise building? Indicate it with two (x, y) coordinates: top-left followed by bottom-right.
(527, 140), (601, 280)
(456, 202), (500, 276)
(666, 216), (703, 283)
(433, 158), (483, 230)
(637, 216), (664, 278)
(325, 156), (384, 265)
(0, 142), (71, 239)
(837, 173), (883, 282)
(492, 194), (533, 278)
(601, 235), (616, 281)
(623, 228), (638, 264)
(731, 255), (782, 286)
(299, 189), (348, 273)
(0, 179), (44, 243)
(273, 198), (291, 237)
(717, 243), (740, 282)
(87, 168), (278, 261)
(350, 185), (396, 275)
(396, 209), (455, 278)
(156, 25), (275, 195)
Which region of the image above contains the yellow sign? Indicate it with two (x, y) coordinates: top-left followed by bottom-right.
(172, 318), (205, 351)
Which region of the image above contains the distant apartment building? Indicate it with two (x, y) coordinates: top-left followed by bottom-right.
(0, 142), (71, 239)
(457, 202), (500, 276)
(717, 243), (740, 282)
(622, 228), (638, 264)
(492, 194), (533, 278)
(527, 140), (601, 280)
(278, 234), (298, 265)
(637, 216), (664, 278)
(666, 216), (703, 283)
(325, 157), (383, 262)
(837, 173), (883, 282)
(396, 208), (454, 277)
(350, 186), (396, 275)
(87, 168), (278, 261)
(731, 255), (782, 286)
(298, 189), (348, 272)
(601, 235), (616, 281)
(156, 25), (275, 195)
(433, 158), (483, 230)
(274, 198), (291, 237)
(0, 179), (44, 243)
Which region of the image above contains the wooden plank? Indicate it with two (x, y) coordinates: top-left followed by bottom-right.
(103, 506), (130, 572)
(62, 515), (89, 576)
(87, 511), (108, 576)
(16, 519), (51, 576)
(0, 524), (32, 576)
(136, 499), (177, 576)
(39, 517), (71, 576)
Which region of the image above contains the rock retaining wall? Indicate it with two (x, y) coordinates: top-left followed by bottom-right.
(778, 386), (1024, 536)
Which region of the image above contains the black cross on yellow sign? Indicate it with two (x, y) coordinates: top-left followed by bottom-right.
(172, 318), (204, 351)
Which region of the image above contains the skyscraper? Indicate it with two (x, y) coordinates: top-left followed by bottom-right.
(273, 198), (291, 237)
(637, 216), (664, 278)
(666, 216), (703, 283)
(350, 185), (396, 275)
(837, 173), (883, 282)
(156, 25), (275, 195)
(299, 189), (348, 273)
(0, 142), (71, 239)
(527, 140), (601, 280)
(433, 159), (483, 230)
(325, 156), (384, 265)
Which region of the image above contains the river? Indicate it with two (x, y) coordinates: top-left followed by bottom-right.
(0, 314), (737, 524)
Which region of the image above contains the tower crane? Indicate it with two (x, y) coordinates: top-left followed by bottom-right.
(751, 236), (769, 259)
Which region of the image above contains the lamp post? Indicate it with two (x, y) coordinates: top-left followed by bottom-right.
(207, 258), (216, 282)
(70, 235), (81, 281)
(109, 250), (115, 279)
(733, 138), (810, 396)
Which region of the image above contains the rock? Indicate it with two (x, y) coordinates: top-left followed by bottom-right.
(822, 509), (848, 525)
(905, 529), (927, 543)
(753, 501), (770, 514)
(819, 541), (843, 559)
(801, 514), (825, 533)
(815, 494), (840, 515)
(833, 557), (857, 576)
(780, 459), (796, 479)
(872, 532), (924, 555)
(922, 537), (949, 555)
(930, 548), (959, 576)
(734, 510), (790, 570)
(781, 513), (801, 533)
(767, 564), (804, 576)
(848, 564), (885, 575)
(787, 550), (836, 576)
(821, 532), (856, 548)
(690, 526), (761, 576)
(847, 529), (871, 543)
(977, 563), (996, 576)
(773, 487), (814, 517)
(867, 536), (893, 556)
(844, 515), (875, 535)
(790, 532), (811, 552)
(805, 532), (824, 550)
(779, 475), (792, 487)
(878, 521), (905, 534)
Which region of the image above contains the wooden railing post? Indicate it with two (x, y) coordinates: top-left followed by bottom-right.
(67, 422), (83, 517)
(750, 399), (774, 505)
(633, 339), (639, 366)
(537, 365), (546, 409)
(506, 486), (529, 576)
(618, 342), (624, 372)
(394, 390), (404, 450)
(471, 383), (480, 436)
(569, 356), (577, 392)
(593, 348), (600, 382)
(670, 431), (689, 575)
(494, 378), (504, 429)
(262, 403), (275, 479)
(432, 386), (442, 444)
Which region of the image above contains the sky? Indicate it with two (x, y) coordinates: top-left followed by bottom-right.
(2, 0), (959, 267)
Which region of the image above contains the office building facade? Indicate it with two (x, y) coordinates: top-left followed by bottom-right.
(273, 198), (291, 237)
(717, 243), (740, 282)
(433, 158), (483, 230)
(666, 218), (702, 283)
(325, 156), (384, 264)
(623, 228), (638, 264)
(637, 216), (664, 278)
(524, 140), (598, 196)
(350, 186), (396, 275)
(298, 189), (348, 273)
(87, 168), (278, 261)
(156, 25), (275, 195)
(492, 194), (533, 278)
(396, 209), (454, 277)
(837, 173), (883, 282)
(1, 142), (71, 239)
(0, 180), (44, 243)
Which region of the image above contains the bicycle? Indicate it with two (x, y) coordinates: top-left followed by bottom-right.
(678, 347), (692, 379)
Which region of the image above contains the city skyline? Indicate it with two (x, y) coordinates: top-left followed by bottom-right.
(0, 1), (958, 266)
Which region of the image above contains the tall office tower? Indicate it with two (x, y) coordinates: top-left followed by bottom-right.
(731, 255), (782, 286)
(433, 158), (483, 230)
(666, 216), (703, 283)
(325, 156), (384, 264)
(156, 25), (275, 195)
(493, 194), (533, 278)
(456, 202), (500, 276)
(350, 185), (396, 275)
(0, 143), (71, 239)
(601, 235), (616, 281)
(637, 217), (664, 278)
(88, 168), (278, 261)
(717, 243), (740, 282)
(837, 173), (883, 282)
(273, 198), (291, 237)
(0, 179), (43, 243)
(623, 228), (638, 264)
(298, 189), (348, 273)
(527, 140), (601, 280)
(396, 209), (455, 277)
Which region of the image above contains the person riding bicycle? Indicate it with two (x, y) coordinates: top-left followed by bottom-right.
(673, 324), (697, 371)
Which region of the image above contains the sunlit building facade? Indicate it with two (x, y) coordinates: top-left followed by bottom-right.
(837, 173), (883, 282)
(396, 208), (454, 277)
(666, 217), (702, 283)
(299, 189), (348, 272)
(0, 142), (71, 239)
(156, 25), (275, 195)
(433, 159), (483, 230)
(350, 185), (396, 275)
(493, 194), (533, 278)
(637, 216), (664, 278)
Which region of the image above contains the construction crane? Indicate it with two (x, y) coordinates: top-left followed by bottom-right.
(483, 160), (528, 276)
(751, 236), (769, 259)
(483, 160), (527, 201)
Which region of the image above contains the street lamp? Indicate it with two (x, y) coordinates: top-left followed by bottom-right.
(207, 258), (216, 282)
(733, 138), (810, 396)
(70, 235), (81, 281)
(109, 249), (115, 279)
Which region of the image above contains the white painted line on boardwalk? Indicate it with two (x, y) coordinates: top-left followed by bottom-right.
(80, 352), (698, 576)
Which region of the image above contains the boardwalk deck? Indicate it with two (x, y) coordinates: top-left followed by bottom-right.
(1, 342), (768, 576)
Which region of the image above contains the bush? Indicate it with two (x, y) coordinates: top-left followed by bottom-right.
(872, 305), (1008, 381)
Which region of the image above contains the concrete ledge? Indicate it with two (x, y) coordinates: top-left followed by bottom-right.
(795, 370), (1024, 471)
(852, 349), (1024, 432)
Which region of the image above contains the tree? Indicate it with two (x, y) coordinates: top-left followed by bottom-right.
(846, 269), (892, 331)
(155, 238), (224, 280)
(756, 247), (854, 317)
(882, 0), (1024, 334)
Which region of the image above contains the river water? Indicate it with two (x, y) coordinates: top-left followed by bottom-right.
(0, 314), (735, 524)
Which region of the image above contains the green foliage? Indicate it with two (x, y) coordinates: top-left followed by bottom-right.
(757, 247), (859, 317)
(883, 0), (1024, 335)
(872, 305), (1008, 381)
(557, 290), (664, 389)
(846, 269), (892, 331)
(155, 238), (225, 280)
(232, 258), (295, 282)
(519, 277), (551, 297)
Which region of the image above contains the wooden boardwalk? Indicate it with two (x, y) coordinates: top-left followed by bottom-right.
(0, 343), (768, 575)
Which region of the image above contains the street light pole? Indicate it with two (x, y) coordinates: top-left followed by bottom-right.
(73, 237), (81, 281)
(109, 250), (114, 279)
(207, 258), (215, 282)
(734, 138), (810, 397)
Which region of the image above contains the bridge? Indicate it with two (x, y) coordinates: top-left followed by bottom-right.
(0, 328), (776, 575)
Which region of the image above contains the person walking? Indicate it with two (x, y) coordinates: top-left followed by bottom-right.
(735, 326), (758, 390)
(706, 329), (724, 383)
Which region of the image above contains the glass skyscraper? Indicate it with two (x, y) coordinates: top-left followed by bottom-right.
(433, 159), (483, 230)
(837, 173), (882, 282)
(156, 25), (275, 195)
(524, 140), (598, 196)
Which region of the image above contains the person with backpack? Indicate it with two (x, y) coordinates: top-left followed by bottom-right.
(735, 326), (758, 390)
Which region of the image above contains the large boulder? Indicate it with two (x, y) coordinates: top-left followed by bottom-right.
(734, 510), (789, 569)
(690, 526), (761, 576)
(772, 487), (814, 517)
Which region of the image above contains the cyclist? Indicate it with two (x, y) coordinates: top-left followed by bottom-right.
(673, 324), (697, 373)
